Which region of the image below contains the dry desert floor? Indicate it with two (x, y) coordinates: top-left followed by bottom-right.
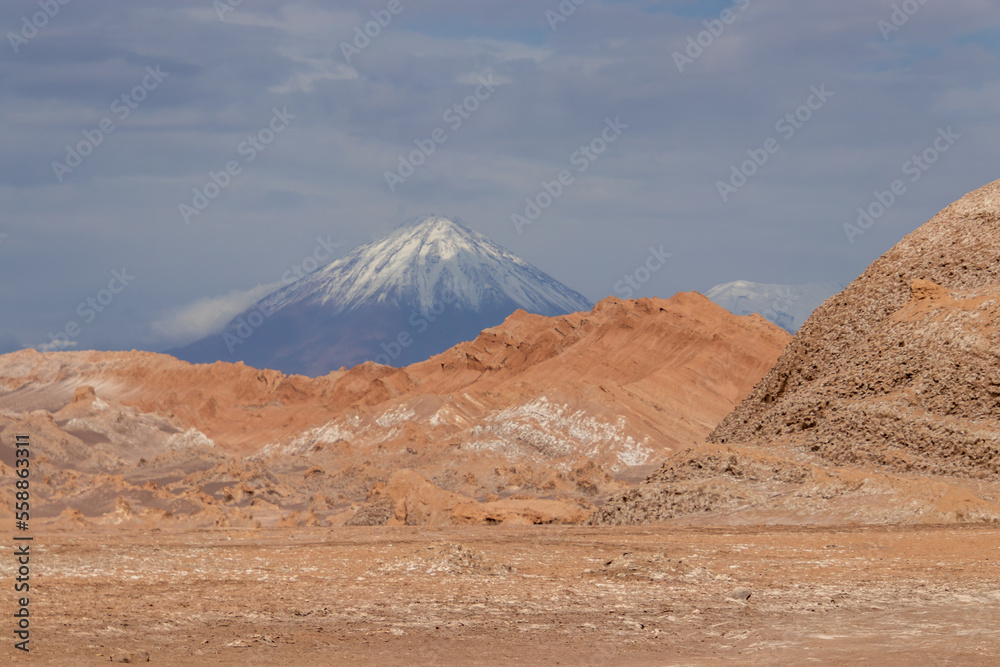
(4, 524), (1000, 665)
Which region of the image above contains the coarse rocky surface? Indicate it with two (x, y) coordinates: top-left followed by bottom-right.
(596, 178), (1000, 526)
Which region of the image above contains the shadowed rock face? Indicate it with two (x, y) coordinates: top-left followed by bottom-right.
(596, 179), (1000, 527)
(0, 293), (788, 527)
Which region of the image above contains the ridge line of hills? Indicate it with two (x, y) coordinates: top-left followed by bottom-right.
(0, 292), (788, 528)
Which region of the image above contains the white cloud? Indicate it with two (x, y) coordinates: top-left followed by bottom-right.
(149, 282), (284, 347)
(268, 46), (359, 93)
(269, 60), (359, 93)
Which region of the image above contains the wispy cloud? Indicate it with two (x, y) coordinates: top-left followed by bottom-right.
(149, 282), (284, 348)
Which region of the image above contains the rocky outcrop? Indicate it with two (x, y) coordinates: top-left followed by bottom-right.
(598, 179), (1000, 525)
(710, 178), (1000, 476)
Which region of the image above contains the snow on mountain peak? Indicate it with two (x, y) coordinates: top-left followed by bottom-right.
(258, 215), (592, 317)
(705, 280), (843, 332)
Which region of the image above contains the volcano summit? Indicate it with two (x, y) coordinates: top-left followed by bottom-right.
(171, 216), (592, 375)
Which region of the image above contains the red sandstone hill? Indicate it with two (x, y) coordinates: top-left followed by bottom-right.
(0, 293), (788, 527)
(596, 179), (1000, 526)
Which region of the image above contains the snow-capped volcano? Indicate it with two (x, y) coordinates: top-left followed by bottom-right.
(705, 280), (843, 333)
(170, 216), (592, 376)
(259, 215), (591, 317)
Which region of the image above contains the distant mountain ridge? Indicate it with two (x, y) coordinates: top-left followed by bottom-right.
(170, 215), (593, 375)
(705, 280), (843, 332)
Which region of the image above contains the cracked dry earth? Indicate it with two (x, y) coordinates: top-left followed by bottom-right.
(5, 524), (1000, 665)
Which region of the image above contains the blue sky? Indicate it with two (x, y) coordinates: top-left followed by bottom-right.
(1, 0), (998, 353)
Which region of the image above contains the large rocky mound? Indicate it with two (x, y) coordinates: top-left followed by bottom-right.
(711, 178), (1000, 475)
(0, 293), (788, 528)
(596, 179), (1000, 526)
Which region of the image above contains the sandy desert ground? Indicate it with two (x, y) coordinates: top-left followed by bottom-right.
(4, 523), (999, 665)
